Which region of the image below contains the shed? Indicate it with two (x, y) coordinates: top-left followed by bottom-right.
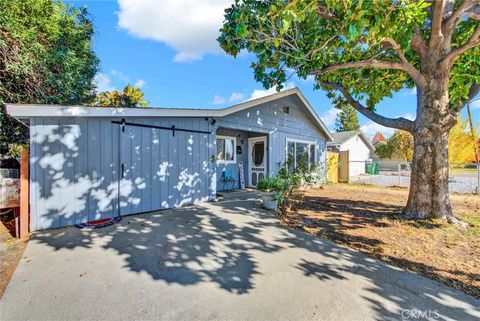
(327, 130), (375, 177)
(4, 88), (332, 231)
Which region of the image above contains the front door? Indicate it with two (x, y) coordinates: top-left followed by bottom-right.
(248, 137), (267, 187)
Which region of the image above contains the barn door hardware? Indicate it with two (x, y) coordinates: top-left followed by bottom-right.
(112, 119), (211, 137)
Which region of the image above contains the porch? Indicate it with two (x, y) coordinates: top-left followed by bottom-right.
(215, 127), (268, 191)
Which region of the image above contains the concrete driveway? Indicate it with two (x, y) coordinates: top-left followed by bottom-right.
(1, 191), (479, 321)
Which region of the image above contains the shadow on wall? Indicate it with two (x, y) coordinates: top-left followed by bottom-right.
(30, 118), (213, 230)
(30, 197), (480, 320)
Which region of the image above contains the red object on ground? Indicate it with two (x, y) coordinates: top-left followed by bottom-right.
(88, 218), (113, 225)
(75, 215), (122, 229)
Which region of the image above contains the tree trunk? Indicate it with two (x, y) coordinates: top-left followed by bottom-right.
(403, 128), (453, 220)
(402, 78), (465, 227)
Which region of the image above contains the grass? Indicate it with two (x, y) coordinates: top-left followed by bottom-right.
(285, 184), (480, 297)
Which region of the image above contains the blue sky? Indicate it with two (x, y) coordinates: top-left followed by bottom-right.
(68, 0), (479, 138)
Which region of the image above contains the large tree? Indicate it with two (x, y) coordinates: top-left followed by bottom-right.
(218, 0), (480, 225)
(0, 0), (99, 157)
(93, 84), (149, 108)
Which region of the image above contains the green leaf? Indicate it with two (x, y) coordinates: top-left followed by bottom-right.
(348, 24), (359, 39)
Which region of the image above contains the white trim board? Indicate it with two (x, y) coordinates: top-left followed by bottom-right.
(4, 88), (333, 141)
(285, 138), (317, 169)
(248, 136), (267, 187)
(216, 135), (237, 164)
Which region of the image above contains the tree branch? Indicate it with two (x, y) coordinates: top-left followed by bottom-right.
(310, 59), (426, 87)
(430, 0), (446, 47)
(321, 81), (415, 133)
(411, 28), (427, 58)
(380, 37), (424, 84)
(317, 4), (334, 19)
(442, 23), (480, 64)
(453, 83), (480, 110)
(380, 38), (409, 64)
(445, 0), (478, 30)
(466, 11), (480, 20)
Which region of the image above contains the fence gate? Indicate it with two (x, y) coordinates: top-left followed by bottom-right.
(339, 151), (349, 183)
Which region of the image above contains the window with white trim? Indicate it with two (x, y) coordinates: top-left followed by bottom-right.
(286, 139), (316, 170)
(216, 136), (236, 164)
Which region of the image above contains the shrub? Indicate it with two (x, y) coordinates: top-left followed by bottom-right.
(256, 176), (283, 193)
(275, 160), (323, 218)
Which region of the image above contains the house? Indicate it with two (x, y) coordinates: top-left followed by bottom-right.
(327, 130), (375, 177)
(4, 88), (332, 231)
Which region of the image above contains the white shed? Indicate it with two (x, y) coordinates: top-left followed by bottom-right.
(327, 130), (375, 177)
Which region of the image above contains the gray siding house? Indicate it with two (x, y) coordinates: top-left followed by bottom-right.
(5, 88), (332, 231)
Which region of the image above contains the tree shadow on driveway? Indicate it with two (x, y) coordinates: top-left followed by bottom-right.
(21, 196), (480, 320)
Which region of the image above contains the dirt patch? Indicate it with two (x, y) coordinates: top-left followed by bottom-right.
(286, 184), (480, 297)
(0, 212), (28, 298)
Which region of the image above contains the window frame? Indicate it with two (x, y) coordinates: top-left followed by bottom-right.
(285, 138), (317, 170)
(216, 135), (237, 164)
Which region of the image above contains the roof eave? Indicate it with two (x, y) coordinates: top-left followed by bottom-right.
(4, 104), (218, 118)
(4, 88), (334, 141)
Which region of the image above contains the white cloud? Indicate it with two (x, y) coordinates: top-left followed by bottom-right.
(360, 113), (415, 139)
(401, 113), (415, 121)
(361, 122), (395, 139)
(94, 73), (116, 92)
(212, 95), (226, 105)
(110, 69), (129, 82)
(248, 82), (296, 100)
(94, 70), (146, 92)
(229, 92), (245, 103)
(212, 83), (294, 106)
(211, 92), (247, 105)
(319, 107), (340, 129)
(117, 0), (233, 62)
(134, 79), (146, 88)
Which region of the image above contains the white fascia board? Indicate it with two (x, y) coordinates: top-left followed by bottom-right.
(4, 104), (218, 118)
(4, 88), (334, 142)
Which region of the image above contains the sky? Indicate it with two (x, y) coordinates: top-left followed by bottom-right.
(68, 0), (479, 139)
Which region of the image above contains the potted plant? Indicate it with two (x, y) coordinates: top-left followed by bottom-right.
(256, 176), (282, 210)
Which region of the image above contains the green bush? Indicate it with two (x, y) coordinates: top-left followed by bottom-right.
(256, 176), (283, 193)
(275, 160), (324, 217)
(257, 160), (325, 218)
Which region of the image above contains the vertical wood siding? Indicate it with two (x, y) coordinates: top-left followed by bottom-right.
(28, 95), (328, 231)
(29, 117), (215, 231)
(216, 95), (328, 182)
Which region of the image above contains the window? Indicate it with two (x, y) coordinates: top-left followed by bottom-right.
(252, 141), (265, 166)
(286, 139), (317, 170)
(216, 136), (236, 164)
